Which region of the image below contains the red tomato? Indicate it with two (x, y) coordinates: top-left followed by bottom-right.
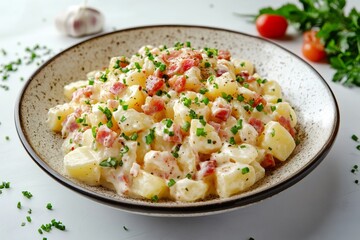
(302, 30), (327, 62)
(255, 14), (288, 38)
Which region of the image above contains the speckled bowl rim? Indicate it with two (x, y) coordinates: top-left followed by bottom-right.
(15, 25), (339, 217)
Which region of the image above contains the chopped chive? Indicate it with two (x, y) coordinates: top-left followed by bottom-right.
(352, 134), (358, 141)
(182, 121), (191, 132)
(168, 179), (176, 187)
(46, 203), (53, 210)
(151, 195), (159, 202)
(241, 167), (250, 174)
(196, 128), (207, 137)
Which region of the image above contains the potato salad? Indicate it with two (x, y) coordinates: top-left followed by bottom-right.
(47, 42), (297, 202)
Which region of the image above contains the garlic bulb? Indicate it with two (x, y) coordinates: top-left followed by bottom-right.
(55, 5), (104, 37)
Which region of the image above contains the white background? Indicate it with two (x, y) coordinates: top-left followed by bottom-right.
(1, 0), (360, 239)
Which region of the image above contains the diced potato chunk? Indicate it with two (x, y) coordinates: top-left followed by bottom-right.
(184, 67), (203, 91)
(177, 139), (197, 175)
(216, 162), (256, 198)
(118, 85), (145, 111)
(46, 103), (74, 132)
(169, 178), (208, 202)
(206, 72), (238, 100)
(131, 169), (168, 199)
(64, 146), (101, 186)
(231, 59), (254, 75)
(64, 80), (89, 100)
(250, 160), (265, 182)
(221, 143), (258, 164)
(259, 121), (296, 161)
(262, 80), (282, 103)
(189, 119), (222, 154)
(126, 70), (146, 88)
(143, 150), (182, 179)
(113, 108), (153, 134)
(273, 102), (297, 127)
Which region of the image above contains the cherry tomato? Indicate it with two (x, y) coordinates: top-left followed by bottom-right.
(255, 14), (288, 38)
(302, 30), (327, 62)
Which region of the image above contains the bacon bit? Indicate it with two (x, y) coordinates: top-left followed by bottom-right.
(110, 81), (126, 95)
(118, 60), (129, 69)
(216, 68), (228, 77)
(141, 96), (165, 115)
(164, 124), (183, 143)
(69, 122), (79, 132)
(130, 163), (140, 177)
(208, 121), (221, 132)
(96, 125), (117, 147)
(213, 108), (231, 122)
(161, 50), (181, 63)
(164, 50), (202, 76)
(74, 107), (83, 117)
(145, 76), (165, 96)
(182, 59), (196, 72)
(213, 107), (231, 122)
(252, 94), (267, 107)
(154, 68), (164, 78)
(261, 153), (276, 168)
(72, 86), (93, 101)
(168, 75), (186, 93)
(197, 160), (217, 179)
(63, 114), (79, 132)
(278, 116), (296, 137)
(218, 50), (231, 61)
(248, 117), (264, 134)
(107, 99), (119, 109)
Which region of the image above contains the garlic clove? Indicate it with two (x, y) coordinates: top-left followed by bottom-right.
(55, 5), (105, 38)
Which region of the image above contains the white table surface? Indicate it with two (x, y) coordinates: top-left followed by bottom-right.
(1, 0), (360, 239)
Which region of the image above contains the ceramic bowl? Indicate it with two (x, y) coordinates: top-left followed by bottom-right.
(15, 25), (339, 217)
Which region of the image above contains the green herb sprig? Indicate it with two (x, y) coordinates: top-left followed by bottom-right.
(238, 0), (360, 87)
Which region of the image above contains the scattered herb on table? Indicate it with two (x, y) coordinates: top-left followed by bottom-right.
(236, 0), (360, 87)
(22, 191), (33, 199)
(46, 203), (53, 210)
(123, 225), (129, 231)
(0, 44), (54, 90)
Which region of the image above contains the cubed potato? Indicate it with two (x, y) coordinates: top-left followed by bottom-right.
(169, 178), (208, 202)
(250, 160), (265, 182)
(206, 72), (238, 100)
(177, 139), (197, 175)
(221, 143), (258, 164)
(143, 150), (182, 179)
(273, 102), (297, 127)
(125, 70), (146, 88)
(216, 162), (256, 198)
(118, 85), (146, 112)
(46, 103), (74, 132)
(131, 169), (168, 200)
(189, 119), (222, 154)
(64, 146), (101, 186)
(259, 121), (296, 161)
(231, 58), (254, 75)
(63, 80), (89, 100)
(262, 80), (282, 99)
(184, 67), (204, 91)
(113, 108), (153, 135)
(135, 130), (152, 165)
